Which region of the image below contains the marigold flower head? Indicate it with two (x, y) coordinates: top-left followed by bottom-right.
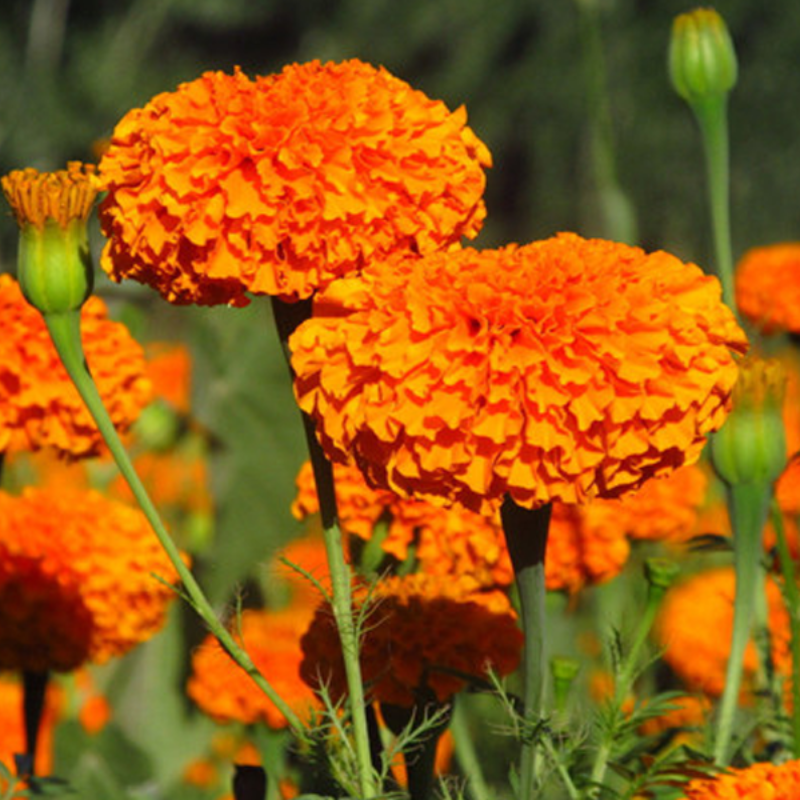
(98, 60), (491, 306)
(145, 342), (193, 415)
(677, 759), (800, 800)
(0, 274), (151, 458)
(735, 243), (800, 334)
(0, 486), (182, 672)
(300, 574), (522, 707)
(654, 566), (791, 697)
(187, 606), (319, 728)
(291, 233), (747, 512)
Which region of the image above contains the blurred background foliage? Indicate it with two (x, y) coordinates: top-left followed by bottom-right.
(1, 1), (800, 795)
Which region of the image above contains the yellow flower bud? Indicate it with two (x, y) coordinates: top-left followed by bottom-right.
(1, 163), (99, 315)
(669, 8), (738, 107)
(711, 357), (787, 487)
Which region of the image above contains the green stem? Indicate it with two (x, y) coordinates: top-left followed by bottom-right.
(771, 500), (800, 757)
(270, 297), (377, 799)
(20, 670), (48, 778)
(500, 497), (552, 800)
(451, 696), (492, 800)
(693, 97), (736, 311)
(714, 482), (771, 764)
(43, 310), (304, 736)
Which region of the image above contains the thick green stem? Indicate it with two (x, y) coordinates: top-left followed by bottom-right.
(714, 482), (771, 764)
(694, 98), (736, 311)
(270, 297), (377, 799)
(43, 310), (304, 736)
(20, 670), (48, 778)
(501, 497), (552, 800)
(771, 501), (800, 757)
(451, 696), (492, 800)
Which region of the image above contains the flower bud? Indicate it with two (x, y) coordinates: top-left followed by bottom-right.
(1, 162), (99, 315)
(669, 8), (738, 107)
(711, 357), (787, 487)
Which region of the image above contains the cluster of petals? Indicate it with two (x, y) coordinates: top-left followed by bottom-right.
(735, 243), (800, 334)
(0, 274), (151, 458)
(300, 573), (522, 707)
(654, 567), (791, 697)
(98, 60), (491, 306)
(678, 759), (800, 800)
(0, 486), (182, 672)
(290, 233), (747, 513)
(292, 460), (513, 590)
(187, 606), (319, 728)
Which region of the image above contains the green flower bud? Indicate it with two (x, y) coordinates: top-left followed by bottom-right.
(711, 357), (787, 487)
(669, 8), (738, 106)
(643, 558), (680, 594)
(550, 656), (580, 713)
(1, 162), (99, 315)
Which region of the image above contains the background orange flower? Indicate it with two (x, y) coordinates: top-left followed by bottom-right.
(0, 486), (182, 672)
(291, 234), (747, 513)
(735, 243), (800, 333)
(0, 274), (151, 459)
(99, 60), (490, 306)
(300, 573), (522, 707)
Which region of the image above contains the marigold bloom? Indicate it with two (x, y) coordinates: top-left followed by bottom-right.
(0, 274), (151, 458)
(0, 487), (182, 672)
(145, 342), (193, 415)
(735, 244), (800, 334)
(300, 574), (522, 707)
(654, 567), (791, 697)
(677, 759), (800, 799)
(187, 606), (319, 728)
(98, 61), (490, 306)
(291, 234), (747, 513)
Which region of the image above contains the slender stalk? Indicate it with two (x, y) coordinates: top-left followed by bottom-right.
(451, 696), (492, 800)
(270, 296), (377, 799)
(43, 310), (304, 736)
(771, 501), (800, 757)
(500, 497), (552, 800)
(714, 482), (771, 764)
(20, 670), (48, 778)
(694, 98), (736, 311)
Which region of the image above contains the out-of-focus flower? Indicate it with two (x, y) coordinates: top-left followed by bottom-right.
(145, 342), (193, 416)
(0, 274), (151, 459)
(735, 243), (800, 334)
(654, 567), (791, 697)
(187, 606), (319, 729)
(291, 234), (747, 513)
(300, 574), (522, 707)
(638, 694), (710, 745)
(1, 163), (99, 316)
(0, 486), (182, 672)
(98, 60), (490, 306)
(677, 759), (800, 799)
(292, 460), (512, 590)
(0, 676), (60, 780)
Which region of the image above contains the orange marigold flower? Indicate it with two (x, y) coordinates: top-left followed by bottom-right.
(145, 342), (193, 415)
(638, 694), (710, 739)
(300, 574), (522, 707)
(187, 606), (319, 728)
(654, 567), (791, 697)
(291, 234), (747, 513)
(98, 61), (491, 306)
(292, 460), (513, 590)
(735, 243), (800, 334)
(677, 759), (800, 799)
(0, 274), (151, 458)
(0, 487), (182, 672)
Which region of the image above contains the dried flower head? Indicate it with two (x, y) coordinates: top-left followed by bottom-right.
(677, 759), (800, 799)
(735, 243), (800, 334)
(300, 574), (522, 707)
(654, 567), (791, 697)
(98, 61), (491, 306)
(291, 233), (747, 512)
(0, 486), (182, 672)
(0, 274), (151, 458)
(187, 606), (319, 728)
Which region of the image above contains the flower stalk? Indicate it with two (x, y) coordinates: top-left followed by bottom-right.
(42, 309), (305, 737)
(500, 497), (552, 800)
(271, 296), (378, 799)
